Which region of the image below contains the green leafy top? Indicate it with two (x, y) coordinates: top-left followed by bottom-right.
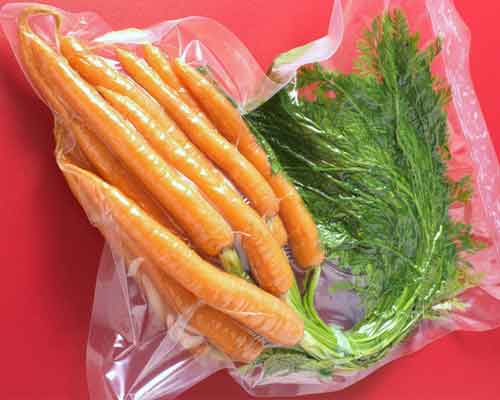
(243, 10), (482, 373)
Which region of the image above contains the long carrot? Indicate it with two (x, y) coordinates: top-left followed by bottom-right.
(55, 130), (260, 363)
(18, 7), (233, 257)
(143, 43), (201, 111)
(63, 163), (304, 345)
(59, 36), (174, 134)
(142, 263), (263, 363)
(269, 174), (324, 267)
(98, 87), (293, 295)
(63, 121), (183, 235)
(171, 59), (325, 268)
(122, 238), (264, 363)
(59, 35), (235, 190)
(115, 48), (279, 218)
(16, 7), (181, 236)
(142, 45), (288, 249)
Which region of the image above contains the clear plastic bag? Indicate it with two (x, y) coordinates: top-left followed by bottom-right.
(1, 0), (499, 398)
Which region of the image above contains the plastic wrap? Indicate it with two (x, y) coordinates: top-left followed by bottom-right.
(1, 1), (500, 398)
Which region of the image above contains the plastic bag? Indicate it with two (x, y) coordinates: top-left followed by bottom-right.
(1, 0), (499, 398)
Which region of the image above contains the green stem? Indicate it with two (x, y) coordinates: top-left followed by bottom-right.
(219, 248), (252, 282)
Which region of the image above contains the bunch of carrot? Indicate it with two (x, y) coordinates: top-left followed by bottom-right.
(16, 5), (325, 363)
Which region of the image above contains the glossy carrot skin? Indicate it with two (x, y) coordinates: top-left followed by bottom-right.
(63, 164), (304, 346)
(269, 175), (324, 267)
(171, 59), (272, 173)
(122, 236), (263, 363)
(268, 216), (288, 247)
(172, 59), (325, 268)
(138, 258), (263, 363)
(143, 43), (201, 111)
(17, 7), (180, 235)
(59, 36), (174, 134)
(115, 49), (279, 218)
(20, 14), (233, 257)
(67, 123), (183, 234)
(60, 36), (238, 193)
(99, 88), (293, 295)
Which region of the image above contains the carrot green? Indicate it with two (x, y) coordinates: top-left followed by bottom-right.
(243, 10), (483, 374)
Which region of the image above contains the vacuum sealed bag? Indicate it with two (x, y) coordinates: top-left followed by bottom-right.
(1, 1), (499, 398)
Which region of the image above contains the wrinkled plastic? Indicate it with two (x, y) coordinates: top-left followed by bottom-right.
(1, 0), (500, 398)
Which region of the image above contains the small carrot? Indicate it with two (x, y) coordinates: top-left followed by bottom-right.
(171, 59), (273, 175)
(143, 43), (201, 111)
(268, 174), (324, 267)
(139, 259), (263, 363)
(19, 8), (233, 257)
(60, 36), (237, 191)
(65, 121), (183, 235)
(98, 87), (293, 295)
(171, 59), (325, 268)
(59, 35), (174, 134)
(120, 236), (264, 363)
(268, 216), (288, 247)
(115, 48), (279, 218)
(17, 19), (183, 237)
(142, 45), (288, 251)
(63, 163), (304, 346)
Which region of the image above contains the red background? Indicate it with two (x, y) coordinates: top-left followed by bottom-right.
(0, 0), (499, 399)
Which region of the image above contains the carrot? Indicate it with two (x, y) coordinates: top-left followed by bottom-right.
(171, 59), (272, 174)
(63, 163), (304, 345)
(143, 43), (201, 111)
(171, 59), (325, 268)
(60, 35), (240, 193)
(17, 18), (184, 237)
(269, 175), (324, 267)
(119, 235), (263, 363)
(142, 45), (288, 250)
(98, 87), (293, 295)
(115, 48), (279, 218)
(19, 8), (233, 257)
(137, 258), (264, 363)
(65, 121), (183, 235)
(268, 216), (288, 247)
(59, 36), (175, 134)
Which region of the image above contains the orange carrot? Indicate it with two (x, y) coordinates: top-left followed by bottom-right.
(59, 36), (174, 134)
(171, 59), (325, 268)
(143, 43), (201, 111)
(98, 87), (293, 295)
(121, 235), (263, 363)
(63, 163), (304, 345)
(66, 122), (182, 235)
(137, 258), (264, 363)
(55, 129), (255, 362)
(19, 8), (233, 257)
(268, 216), (288, 247)
(171, 59), (272, 174)
(115, 48), (279, 218)
(269, 174), (324, 267)
(17, 19), (183, 237)
(60, 36), (238, 192)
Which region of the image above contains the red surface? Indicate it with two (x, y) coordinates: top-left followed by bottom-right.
(0, 0), (499, 399)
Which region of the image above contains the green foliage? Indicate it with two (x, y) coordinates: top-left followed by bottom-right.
(243, 10), (482, 374)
